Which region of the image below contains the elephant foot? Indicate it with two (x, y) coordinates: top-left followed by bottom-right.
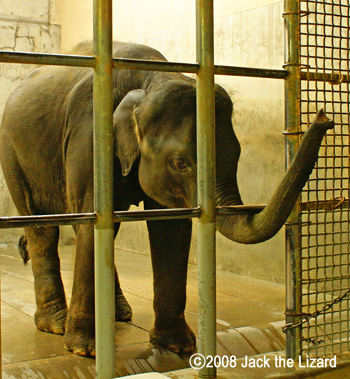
(150, 322), (196, 354)
(64, 318), (96, 357)
(35, 300), (67, 335)
(115, 289), (132, 321)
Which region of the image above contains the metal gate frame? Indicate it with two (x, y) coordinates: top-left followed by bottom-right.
(284, 0), (350, 361)
(0, 0), (345, 378)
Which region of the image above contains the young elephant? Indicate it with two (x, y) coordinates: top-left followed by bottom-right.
(0, 41), (333, 356)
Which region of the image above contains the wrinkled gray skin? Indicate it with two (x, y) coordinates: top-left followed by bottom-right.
(0, 41), (334, 357)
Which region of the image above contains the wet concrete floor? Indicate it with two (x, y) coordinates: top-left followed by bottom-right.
(1, 241), (286, 378)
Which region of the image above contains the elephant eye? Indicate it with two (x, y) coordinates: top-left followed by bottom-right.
(169, 155), (191, 173)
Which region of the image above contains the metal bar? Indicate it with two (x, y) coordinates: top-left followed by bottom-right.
(0, 208), (203, 229)
(284, 0), (302, 361)
(301, 199), (350, 212)
(0, 213), (97, 228)
(300, 71), (350, 84)
(0, 50), (289, 79)
(0, 51), (96, 67)
(93, 0), (115, 377)
(216, 205), (265, 215)
(196, 0), (216, 378)
(215, 65), (288, 79)
(0, 205), (279, 228)
(113, 58), (198, 73)
(114, 207), (202, 222)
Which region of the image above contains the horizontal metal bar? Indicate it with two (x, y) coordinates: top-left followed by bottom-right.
(301, 199), (349, 212)
(113, 58), (199, 73)
(216, 205), (265, 215)
(0, 213), (97, 228)
(0, 205), (270, 228)
(0, 51), (289, 79)
(215, 65), (289, 79)
(0, 208), (203, 228)
(0, 51), (96, 67)
(301, 275), (350, 284)
(114, 207), (202, 222)
(301, 71), (350, 84)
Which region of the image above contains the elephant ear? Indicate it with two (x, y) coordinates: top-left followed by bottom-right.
(113, 89), (146, 176)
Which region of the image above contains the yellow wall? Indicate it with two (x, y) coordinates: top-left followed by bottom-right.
(60, 0), (280, 52)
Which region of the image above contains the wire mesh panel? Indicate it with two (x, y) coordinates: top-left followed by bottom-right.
(299, 0), (350, 357)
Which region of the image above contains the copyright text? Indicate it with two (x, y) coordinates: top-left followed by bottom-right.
(189, 353), (337, 370)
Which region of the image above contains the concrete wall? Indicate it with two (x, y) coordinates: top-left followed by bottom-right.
(0, 0), (61, 242)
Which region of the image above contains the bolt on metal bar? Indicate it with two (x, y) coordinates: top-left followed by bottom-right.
(196, 0), (216, 378)
(93, 0), (115, 377)
(284, 0), (302, 361)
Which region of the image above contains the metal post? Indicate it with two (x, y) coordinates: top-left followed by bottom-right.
(284, 0), (302, 360)
(196, 0), (217, 378)
(93, 0), (115, 378)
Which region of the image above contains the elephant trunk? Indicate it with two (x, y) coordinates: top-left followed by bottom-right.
(216, 110), (334, 244)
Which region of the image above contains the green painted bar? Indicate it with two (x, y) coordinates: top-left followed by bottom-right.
(284, 0), (302, 361)
(196, 0), (217, 378)
(93, 0), (116, 377)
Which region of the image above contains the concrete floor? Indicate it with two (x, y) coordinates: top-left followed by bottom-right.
(1, 241), (287, 378)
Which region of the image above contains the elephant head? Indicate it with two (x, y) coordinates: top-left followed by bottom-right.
(113, 80), (334, 244)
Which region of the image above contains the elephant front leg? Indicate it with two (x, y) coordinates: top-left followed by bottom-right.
(145, 199), (196, 354)
(26, 226), (68, 335)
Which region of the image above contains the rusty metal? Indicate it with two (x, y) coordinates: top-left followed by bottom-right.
(283, 289), (350, 333)
(284, 0), (302, 360)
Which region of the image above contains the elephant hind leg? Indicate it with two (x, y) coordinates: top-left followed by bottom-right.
(26, 225), (67, 335)
(0, 139), (67, 333)
(115, 270), (132, 321)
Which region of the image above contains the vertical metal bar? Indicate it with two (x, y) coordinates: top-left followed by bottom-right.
(284, 0), (302, 360)
(93, 0), (115, 378)
(196, 1), (216, 378)
(0, 270), (2, 379)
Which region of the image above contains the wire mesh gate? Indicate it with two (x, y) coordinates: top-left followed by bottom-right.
(0, 0), (348, 378)
(300, 0), (350, 358)
(284, 0), (350, 361)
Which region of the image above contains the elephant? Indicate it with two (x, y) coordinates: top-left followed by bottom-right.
(0, 41), (334, 357)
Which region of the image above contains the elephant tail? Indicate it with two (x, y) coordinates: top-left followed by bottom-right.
(18, 235), (30, 264)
